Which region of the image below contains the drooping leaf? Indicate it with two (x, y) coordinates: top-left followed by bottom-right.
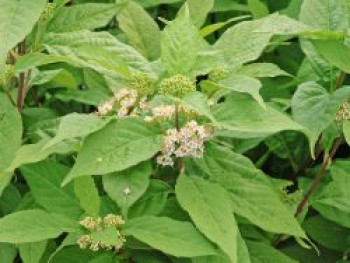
(303, 215), (350, 251)
(44, 113), (110, 149)
(18, 240), (48, 263)
(213, 93), (305, 138)
(0, 0), (46, 65)
(176, 175), (238, 262)
(312, 161), (350, 228)
(103, 161), (152, 210)
(74, 176), (100, 217)
(0, 210), (78, 243)
(192, 142), (306, 237)
(63, 119), (163, 185)
(233, 63), (291, 78)
(21, 160), (83, 219)
(291, 82), (350, 149)
(0, 94), (22, 195)
(123, 216), (217, 257)
(247, 241), (297, 263)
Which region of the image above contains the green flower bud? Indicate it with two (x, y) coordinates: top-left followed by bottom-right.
(0, 64), (15, 83)
(39, 3), (56, 23)
(128, 73), (156, 95)
(158, 75), (196, 97)
(208, 67), (230, 82)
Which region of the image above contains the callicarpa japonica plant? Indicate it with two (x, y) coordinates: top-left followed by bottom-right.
(0, 0), (350, 262)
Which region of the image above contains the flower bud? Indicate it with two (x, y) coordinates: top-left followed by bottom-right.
(39, 3), (56, 23)
(128, 73), (156, 95)
(159, 75), (196, 97)
(208, 67), (230, 82)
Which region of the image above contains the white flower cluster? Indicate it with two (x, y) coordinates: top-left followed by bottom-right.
(157, 121), (211, 166)
(336, 101), (350, 122)
(145, 105), (175, 122)
(77, 214), (126, 252)
(97, 88), (148, 117)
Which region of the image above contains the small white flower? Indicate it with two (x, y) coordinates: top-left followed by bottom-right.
(123, 187), (132, 196)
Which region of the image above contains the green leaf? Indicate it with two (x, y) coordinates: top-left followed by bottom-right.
(103, 161), (152, 210)
(303, 215), (350, 251)
(0, 94), (22, 172)
(74, 176), (100, 217)
(8, 139), (76, 172)
(213, 93), (304, 138)
(0, 243), (16, 263)
(123, 216), (217, 257)
(0, 0), (46, 65)
(211, 76), (265, 108)
(291, 82), (350, 149)
(63, 119), (163, 185)
(193, 142), (306, 237)
(47, 4), (118, 33)
(233, 63), (291, 78)
(247, 0), (269, 19)
(128, 180), (171, 218)
(312, 161), (350, 228)
(215, 14), (306, 69)
(44, 113), (109, 149)
(0, 94), (22, 195)
(21, 160), (83, 219)
(247, 241), (297, 263)
(176, 175), (238, 262)
(299, 0), (349, 31)
(90, 227), (124, 247)
(19, 240), (48, 263)
(161, 5), (203, 75)
(0, 210), (78, 243)
(186, 0), (214, 28)
(313, 40), (350, 74)
(117, 0), (161, 60)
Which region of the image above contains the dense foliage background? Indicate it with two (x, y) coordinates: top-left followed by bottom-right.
(0, 0), (349, 262)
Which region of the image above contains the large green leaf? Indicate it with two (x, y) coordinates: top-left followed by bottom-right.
(0, 243), (16, 263)
(0, 210), (78, 243)
(44, 113), (110, 149)
(193, 142), (306, 237)
(215, 14), (307, 69)
(213, 93), (304, 138)
(303, 215), (350, 251)
(312, 161), (350, 228)
(63, 119), (163, 185)
(21, 160), (83, 219)
(18, 240), (48, 263)
(161, 5), (203, 75)
(233, 63), (291, 78)
(176, 175), (238, 262)
(0, 0), (46, 66)
(0, 94), (22, 195)
(103, 161), (152, 210)
(247, 241), (297, 263)
(207, 76), (265, 108)
(291, 82), (350, 149)
(123, 216), (217, 257)
(74, 176), (100, 217)
(117, 0), (161, 60)
(47, 3), (118, 33)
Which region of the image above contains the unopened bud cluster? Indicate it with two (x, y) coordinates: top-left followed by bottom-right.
(77, 214), (126, 252)
(128, 73), (156, 95)
(157, 120), (212, 166)
(208, 67), (230, 82)
(97, 88), (148, 117)
(336, 101), (350, 122)
(0, 65), (14, 83)
(159, 75), (196, 97)
(39, 3), (56, 23)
